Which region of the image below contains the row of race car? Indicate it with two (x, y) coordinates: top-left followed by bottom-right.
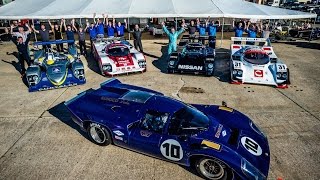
(21, 35), (289, 179)
(25, 35), (290, 92)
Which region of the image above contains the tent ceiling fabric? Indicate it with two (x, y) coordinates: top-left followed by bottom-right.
(0, 0), (316, 19)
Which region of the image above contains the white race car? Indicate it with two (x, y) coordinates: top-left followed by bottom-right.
(93, 37), (146, 76)
(230, 37), (290, 88)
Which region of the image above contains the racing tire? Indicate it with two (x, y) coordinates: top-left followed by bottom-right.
(286, 68), (291, 85)
(195, 157), (233, 180)
(87, 123), (111, 146)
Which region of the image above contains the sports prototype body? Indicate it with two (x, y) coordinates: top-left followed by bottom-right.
(92, 37), (146, 76)
(230, 37), (290, 88)
(26, 40), (86, 92)
(168, 40), (215, 76)
(65, 78), (270, 180)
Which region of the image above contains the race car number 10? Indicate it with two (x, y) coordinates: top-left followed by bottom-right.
(160, 139), (183, 161)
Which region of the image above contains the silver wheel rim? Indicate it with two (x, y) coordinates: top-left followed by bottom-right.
(199, 159), (225, 180)
(89, 126), (107, 144)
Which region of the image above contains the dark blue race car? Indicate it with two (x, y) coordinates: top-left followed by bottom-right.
(65, 79), (270, 180)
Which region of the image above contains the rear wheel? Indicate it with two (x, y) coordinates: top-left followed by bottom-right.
(87, 123), (111, 146)
(195, 157), (232, 180)
(286, 68), (291, 85)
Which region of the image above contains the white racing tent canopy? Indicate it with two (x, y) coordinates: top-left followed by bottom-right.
(0, 0), (317, 20)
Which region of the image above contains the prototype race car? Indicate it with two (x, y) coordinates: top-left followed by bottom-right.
(168, 41), (215, 76)
(230, 37), (290, 88)
(26, 40), (86, 92)
(65, 78), (270, 180)
(92, 37), (146, 76)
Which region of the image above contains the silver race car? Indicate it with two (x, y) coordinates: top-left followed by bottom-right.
(230, 37), (290, 88)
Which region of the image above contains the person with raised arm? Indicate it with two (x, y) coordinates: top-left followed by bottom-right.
(31, 21), (52, 50)
(161, 21), (185, 55)
(106, 15), (116, 38)
(63, 19), (75, 47)
(49, 19), (64, 52)
(72, 19), (88, 56)
(207, 16), (220, 49)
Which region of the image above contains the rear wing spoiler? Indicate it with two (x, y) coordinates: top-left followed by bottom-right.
(231, 37), (268, 46)
(33, 40), (75, 46)
(95, 37), (125, 43)
(182, 35), (209, 40)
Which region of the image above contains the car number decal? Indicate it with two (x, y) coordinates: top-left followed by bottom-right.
(160, 139), (183, 161)
(241, 137), (262, 156)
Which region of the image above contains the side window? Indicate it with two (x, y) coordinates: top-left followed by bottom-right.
(141, 110), (169, 133)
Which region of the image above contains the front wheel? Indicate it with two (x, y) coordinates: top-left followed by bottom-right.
(195, 158), (232, 180)
(87, 123), (111, 146)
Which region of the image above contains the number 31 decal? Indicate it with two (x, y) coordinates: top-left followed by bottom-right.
(160, 139), (183, 161)
(241, 137), (262, 156)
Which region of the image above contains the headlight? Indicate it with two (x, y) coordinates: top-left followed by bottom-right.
(78, 69), (84, 75)
(74, 70), (79, 75)
(276, 72), (281, 79)
(237, 70), (243, 76)
(32, 75), (38, 81)
(207, 63), (214, 69)
(241, 158), (266, 180)
(282, 73), (287, 79)
(102, 66), (108, 71)
(102, 65), (112, 72)
(232, 70), (238, 75)
(169, 61), (175, 66)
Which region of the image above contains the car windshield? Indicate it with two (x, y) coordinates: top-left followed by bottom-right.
(168, 105), (210, 135)
(108, 47), (129, 56)
(243, 51), (269, 65)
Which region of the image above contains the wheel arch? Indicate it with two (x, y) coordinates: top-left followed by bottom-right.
(83, 120), (114, 144)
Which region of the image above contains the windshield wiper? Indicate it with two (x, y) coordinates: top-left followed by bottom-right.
(182, 127), (208, 131)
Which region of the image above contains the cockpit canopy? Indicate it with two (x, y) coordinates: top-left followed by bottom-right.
(243, 48), (269, 65)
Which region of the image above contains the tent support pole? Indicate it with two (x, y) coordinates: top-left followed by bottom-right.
(310, 17), (316, 43)
(220, 18), (224, 48)
(128, 17), (130, 40)
(175, 17), (177, 30)
(32, 19), (37, 42)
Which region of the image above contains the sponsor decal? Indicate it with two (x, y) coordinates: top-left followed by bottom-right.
(215, 124), (223, 138)
(201, 140), (221, 151)
(52, 67), (61, 73)
(254, 69), (263, 78)
(114, 135), (123, 141)
(222, 130), (227, 137)
(241, 137), (262, 156)
(160, 139), (183, 161)
(101, 97), (130, 105)
(113, 130), (124, 136)
(218, 106), (234, 112)
(140, 130), (152, 137)
(178, 65), (203, 71)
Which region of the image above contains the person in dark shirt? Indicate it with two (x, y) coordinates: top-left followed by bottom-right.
(94, 13), (106, 37)
(72, 20), (88, 56)
(116, 19), (127, 37)
(132, 24), (143, 52)
(63, 19), (75, 47)
(188, 20), (197, 35)
(49, 19), (64, 52)
(31, 23), (52, 50)
(11, 34), (32, 77)
(106, 15), (116, 37)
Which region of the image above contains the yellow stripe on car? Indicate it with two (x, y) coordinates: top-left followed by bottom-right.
(201, 140), (221, 151)
(49, 71), (68, 86)
(218, 106), (234, 112)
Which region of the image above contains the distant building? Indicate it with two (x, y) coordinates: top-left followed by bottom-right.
(0, 0), (14, 6)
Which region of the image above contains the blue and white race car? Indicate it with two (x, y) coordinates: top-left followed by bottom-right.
(65, 79), (270, 180)
(230, 37), (290, 88)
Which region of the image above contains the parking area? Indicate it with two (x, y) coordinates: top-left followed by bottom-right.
(0, 39), (319, 180)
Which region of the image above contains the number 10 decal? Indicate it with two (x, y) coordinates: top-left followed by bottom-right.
(160, 139), (183, 161)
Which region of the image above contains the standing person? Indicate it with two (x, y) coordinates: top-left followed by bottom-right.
(207, 17), (220, 49)
(132, 24), (143, 52)
(116, 19), (127, 37)
(245, 21), (259, 45)
(11, 34), (32, 77)
(72, 20), (88, 56)
(94, 13), (106, 37)
(233, 20), (246, 44)
(162, 21), (185, 55)
(261, 21), (271, 46)
(197, 20), (207, 44)
(11, 23), (31, 43)
(11, 20), (19, 33)
(86, 18), (97, 53)
(63, 19), (75, 47)
(49, 19), (64, 52)
(188, 20), (197, 35)
(106, 15), (116, 38)
(31, 23), (52, 50)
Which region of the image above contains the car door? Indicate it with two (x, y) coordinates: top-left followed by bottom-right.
(128, 109), (190, 165)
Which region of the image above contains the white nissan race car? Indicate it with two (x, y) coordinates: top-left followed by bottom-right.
(93, 37), (146, 76)
(230, 37), (290, 88)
